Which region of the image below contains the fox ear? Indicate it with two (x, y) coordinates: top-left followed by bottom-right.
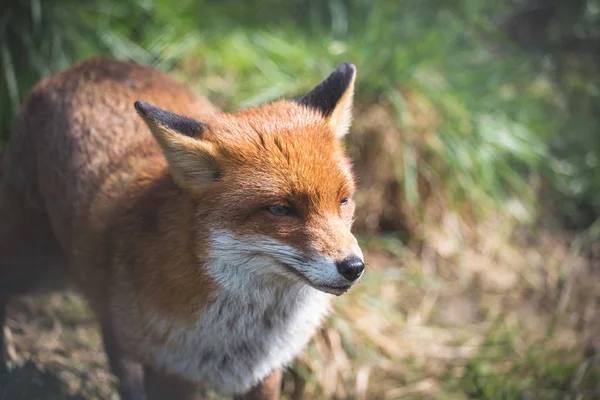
(134, 101), (220, 191)
(300, 63), (356, 138)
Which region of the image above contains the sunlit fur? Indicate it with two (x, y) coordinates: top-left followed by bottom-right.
(0, 57), (363, 398)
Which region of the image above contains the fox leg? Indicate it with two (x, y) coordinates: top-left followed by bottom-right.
(234, 369), (283, 400)
(0, 185), (68, 294)
(99, 319), (145, 400)
(143, 366), (203, 400)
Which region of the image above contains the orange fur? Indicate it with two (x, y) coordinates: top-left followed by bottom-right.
(0, 58), (363, 399)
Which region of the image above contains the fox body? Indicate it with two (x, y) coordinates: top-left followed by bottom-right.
(0, 58), (364, 399)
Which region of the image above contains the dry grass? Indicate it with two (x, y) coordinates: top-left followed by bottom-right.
(2, 210), (599, 399)
(294, 209), (600, 399)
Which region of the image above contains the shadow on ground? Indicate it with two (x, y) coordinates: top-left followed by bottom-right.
(0, 361), (82, 400)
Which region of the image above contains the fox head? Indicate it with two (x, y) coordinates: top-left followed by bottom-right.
(135, 63), (364, 295)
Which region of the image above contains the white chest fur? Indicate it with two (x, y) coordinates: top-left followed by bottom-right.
(148, 274), (330, 395)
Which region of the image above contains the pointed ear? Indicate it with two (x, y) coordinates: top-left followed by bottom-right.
(300, 63), (356, 138)
(134, 101), (220, 191)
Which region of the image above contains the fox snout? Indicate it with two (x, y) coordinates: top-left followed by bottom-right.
(336, 256), (365, 282)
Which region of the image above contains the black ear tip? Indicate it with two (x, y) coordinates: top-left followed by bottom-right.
(134, 100), (152, 117)
(134, 100), (205, 137)
(338, 62), (356, 75)
(299, 62), (357, 117)
(333, 62), (356, 80)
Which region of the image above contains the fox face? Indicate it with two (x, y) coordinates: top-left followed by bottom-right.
(135, 63), (364, 295)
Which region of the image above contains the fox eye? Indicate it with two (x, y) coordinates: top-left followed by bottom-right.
(340, 197), (350, 206)
(267, 205), (293, 216)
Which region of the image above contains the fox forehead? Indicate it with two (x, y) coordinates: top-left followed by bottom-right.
(204, 101), (356, 205)
(205, 101), (335, 147)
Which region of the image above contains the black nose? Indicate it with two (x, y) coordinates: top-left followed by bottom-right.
(336, 257), (365, 282)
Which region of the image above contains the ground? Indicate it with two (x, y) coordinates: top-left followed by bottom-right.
(1, 220), (600, 399)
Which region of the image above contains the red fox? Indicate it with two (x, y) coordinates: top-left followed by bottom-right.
(0, 58), (364, 399)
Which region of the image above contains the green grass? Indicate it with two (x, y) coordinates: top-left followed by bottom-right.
(4, 1), (597, 230)
(0, 0), (567, 226)
(459, 331), (600, 400)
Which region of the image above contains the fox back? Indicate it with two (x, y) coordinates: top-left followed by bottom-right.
(0, 58), (364, 399)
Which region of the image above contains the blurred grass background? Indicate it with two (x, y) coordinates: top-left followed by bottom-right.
(1, 0), (600, 399)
